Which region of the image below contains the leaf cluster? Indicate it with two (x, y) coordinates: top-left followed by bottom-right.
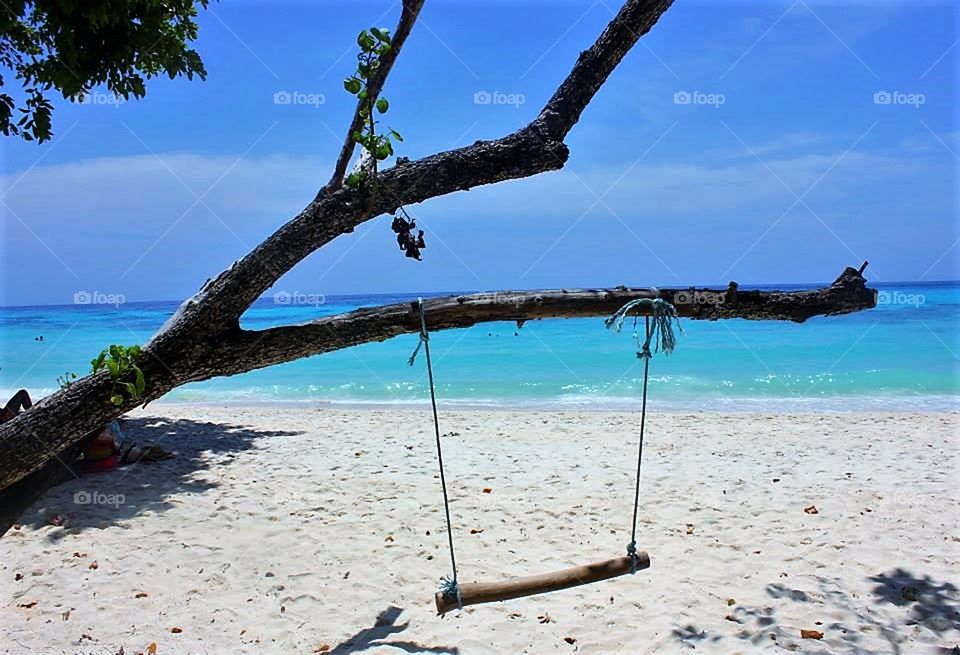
(343, 27), (402, 188)
(1, 0), (209, 142)
(91, 344), (146, 406)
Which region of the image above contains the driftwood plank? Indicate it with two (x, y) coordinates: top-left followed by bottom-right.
(435, 554), (651, 615)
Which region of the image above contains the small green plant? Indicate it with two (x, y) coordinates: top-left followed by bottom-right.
(91, 345), (146, 406)
(343, 27), (403, 189)
(56, 372), (78, 390)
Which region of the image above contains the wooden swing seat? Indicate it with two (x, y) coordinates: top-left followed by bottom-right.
(434, 552), (650, 615)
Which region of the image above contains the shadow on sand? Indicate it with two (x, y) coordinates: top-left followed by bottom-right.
(326, 606), (459, 655)
(20, 416), (303, 538)
(670, 570), (960, 654)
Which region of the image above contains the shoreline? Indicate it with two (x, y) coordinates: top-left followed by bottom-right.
(140, 398), (960, 414)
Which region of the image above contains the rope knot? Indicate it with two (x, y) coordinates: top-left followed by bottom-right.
(626, 541), (640, 573)
(408, 298), (430, 366)
(605, 289), (682, 358)
(439, 577), (462, 610)
(408, 332), (430, 366)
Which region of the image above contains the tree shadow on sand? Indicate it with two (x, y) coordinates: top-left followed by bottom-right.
(868, 568), (960, 636)
(669, 570), (960, 654)
(18, 416), (303, 538)
(326, 606), (459, 654)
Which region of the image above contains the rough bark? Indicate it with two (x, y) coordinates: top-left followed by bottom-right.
(0, 0), (876, 536)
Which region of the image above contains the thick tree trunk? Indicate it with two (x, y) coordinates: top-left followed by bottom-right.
(0, 0), (876, 537)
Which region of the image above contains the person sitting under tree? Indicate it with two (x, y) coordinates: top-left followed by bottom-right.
(0, 389), (32, 424)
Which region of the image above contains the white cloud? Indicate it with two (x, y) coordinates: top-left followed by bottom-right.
(0, 140), (955, 307)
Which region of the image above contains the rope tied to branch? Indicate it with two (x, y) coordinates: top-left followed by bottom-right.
(607, 292), (682, 572)
(409, 298), (461, 609)
(604, 290), (682, 359)
(408, 330), (427, 366)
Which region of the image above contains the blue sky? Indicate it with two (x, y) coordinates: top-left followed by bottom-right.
(1, 0), (957, 307)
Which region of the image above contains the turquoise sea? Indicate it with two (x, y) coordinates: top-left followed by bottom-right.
(0, 282), (957, 412)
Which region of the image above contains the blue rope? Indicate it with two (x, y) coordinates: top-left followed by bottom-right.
(409, 298), (461, 608)
(606, 292), (681, 570)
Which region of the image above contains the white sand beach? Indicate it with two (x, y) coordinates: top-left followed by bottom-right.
(1, 406), (958, 654)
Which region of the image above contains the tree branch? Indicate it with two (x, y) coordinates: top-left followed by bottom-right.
(536, 0), (673, 140)
(207, 266), (875, 378)
(322, 0), (425, 196)
(0, 266), (875, 536)
(161, 0), (676, 333)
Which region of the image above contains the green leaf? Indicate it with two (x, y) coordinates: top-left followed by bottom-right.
(110, 395), (124, 406)
(375, 97), (389, 114)
(357, 31), (376, 51)
(390, 129), (403, 142)
(134, 366), (145, 396)
(345, 171), (363, 188)
(343, 77), (362, 94)
(374, 142), (392, 160)
(370, 27), (391, 43)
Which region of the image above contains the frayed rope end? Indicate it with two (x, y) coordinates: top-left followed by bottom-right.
(606, 290), (682, 357)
